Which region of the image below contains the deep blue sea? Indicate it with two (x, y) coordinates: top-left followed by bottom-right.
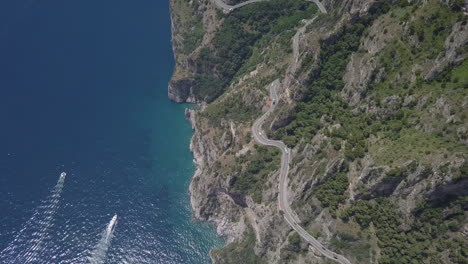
(0, 0), (222, 263)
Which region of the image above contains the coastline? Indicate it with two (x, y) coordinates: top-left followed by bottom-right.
(185, 108), (230, 264)
(168, 0), (232, 248)
(0, 0), (222, 262)
(167, 2), (204, 225)
(185, 108), (232, 239)
(168, 2), (258, 260)
(167, 0), (468, 263)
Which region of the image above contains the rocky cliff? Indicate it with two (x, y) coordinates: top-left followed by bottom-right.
(169, 0), (468, 263)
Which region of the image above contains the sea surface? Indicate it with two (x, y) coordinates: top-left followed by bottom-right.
(0, 0), (222, 263)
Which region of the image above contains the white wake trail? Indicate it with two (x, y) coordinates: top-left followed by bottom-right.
(88, 214), (118, 264)
(0, 172), (67, 263)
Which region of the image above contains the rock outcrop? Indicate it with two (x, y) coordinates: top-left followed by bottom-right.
(169, 0), (468, 263)
(168, 78), (196, 103)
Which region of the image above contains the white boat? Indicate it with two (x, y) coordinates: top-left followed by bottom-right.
(107, 215), (118, 234)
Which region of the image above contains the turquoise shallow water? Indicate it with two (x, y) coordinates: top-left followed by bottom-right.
(0, 0), (222, 263)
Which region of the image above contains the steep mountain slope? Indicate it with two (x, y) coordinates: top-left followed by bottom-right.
(169, 0), (468, 263)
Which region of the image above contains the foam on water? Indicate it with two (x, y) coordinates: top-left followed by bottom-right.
(0, 172), (66, 263)
(88, 215), (118, 264)
(0, 1), (224, 262)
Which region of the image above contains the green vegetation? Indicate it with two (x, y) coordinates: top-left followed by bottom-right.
(385, 167), (406, 179)
(231, 145), (280, 203)
(341, 197), (468, 264)
(274, 7), (378, 147)
(192, 0), (317, 102)
(454, 162), (468, 181)
(201, 93), (260, 123)
(366, 58), (468, 165)
(183, 0), (468, 262)
(315, 172), (349, 214)
(329, 118), (369, 161)
(182, 17), (204, 54)
(280, 232), (306, 262)
(271, 1), (467, 261)
(370, 1), (464, 100)
(211, 228), (266, 264)
(173, 0), (205, 54)
(330, 235), (371, 264)
(275, 0), (467, 164)
(288, 232), (301, 247)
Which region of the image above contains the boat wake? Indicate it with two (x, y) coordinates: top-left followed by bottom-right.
(0, 172), (67, 263)
(88, 214), (118, 264)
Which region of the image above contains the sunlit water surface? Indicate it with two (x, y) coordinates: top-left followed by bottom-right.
(0, 1), (222, 263)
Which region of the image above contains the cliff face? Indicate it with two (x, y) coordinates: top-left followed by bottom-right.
(170, 0), (468, 263)
(168, 0), (222, 103)
(168, 78), (196, 103)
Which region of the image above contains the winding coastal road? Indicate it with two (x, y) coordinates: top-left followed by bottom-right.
(211, 0), (327, 14)
(212, 0), (266, 13)
(209, 0), (350, 263)
(252, 85), (352, 264)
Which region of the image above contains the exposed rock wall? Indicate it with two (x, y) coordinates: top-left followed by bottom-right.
(170, 0), (468, 263)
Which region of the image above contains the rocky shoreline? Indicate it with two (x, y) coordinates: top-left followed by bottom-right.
(169, 0), (468, 263)
(186, 108), (221, 263)
(168, 0), (243, 253)
(185, 108), (205, 220)
(185, 108), (242, 244)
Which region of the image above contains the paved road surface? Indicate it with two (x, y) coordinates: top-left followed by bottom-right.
(289, 16), (318, 74)
(211, 0), (348, 263)
(251, 83), (352, 264)
(212, 0), (327, 14)
(211, 0), (266, 13)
